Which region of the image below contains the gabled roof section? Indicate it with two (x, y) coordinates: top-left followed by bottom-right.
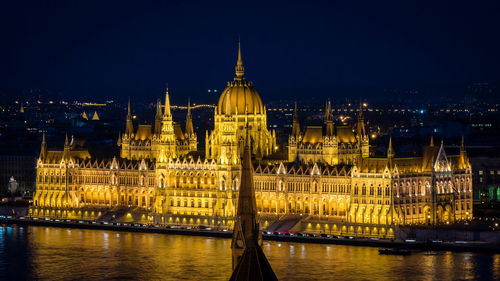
(336, 126), (356, 143)
(135, 124), (153, 141)
(277, 162), (286, 175)
(302, 126), (323, 144)
(434, 143), (450, 172)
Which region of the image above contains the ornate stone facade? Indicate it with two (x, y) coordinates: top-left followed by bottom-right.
(31, 45), (472, 238)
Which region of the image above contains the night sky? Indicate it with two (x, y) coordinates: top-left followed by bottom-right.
(1, 1), (499, 103)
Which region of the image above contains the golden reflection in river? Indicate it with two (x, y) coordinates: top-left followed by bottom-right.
(0, 226), (497, 280)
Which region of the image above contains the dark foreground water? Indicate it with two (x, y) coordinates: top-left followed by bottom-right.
(0, 225), (499, 280)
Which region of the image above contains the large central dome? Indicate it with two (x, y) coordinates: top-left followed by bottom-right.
(217, 44), (265, 115)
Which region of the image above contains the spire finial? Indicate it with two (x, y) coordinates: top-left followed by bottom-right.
(430, 135), (434, 147)
(155, 99), (162, 118)
(164, 84), (171, 116)
(185, 97), (194, 136)
(235, 39), (245, 78)
(64, 133), (69, 146)
(359, 98), (363, 119)
(461, 135), (465, 150)
(292, 101), (301, 137)
(388, 136), (394, 158)
(40, 132), (47, 160)
(127, 97), (131, 117)
(324, 99), (332, 123)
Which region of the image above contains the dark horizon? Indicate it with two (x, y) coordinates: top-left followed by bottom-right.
(2, 1), (500, 103)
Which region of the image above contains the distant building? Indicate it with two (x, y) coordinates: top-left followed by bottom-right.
(8, 176), (19, 194)
(469, 157), (500, 202)
(0, 155), (36, 196)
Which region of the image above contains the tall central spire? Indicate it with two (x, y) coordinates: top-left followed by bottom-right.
(231, 130), (259, 268)
(230, 129), (278, 280)
(235, 39), (245, 78)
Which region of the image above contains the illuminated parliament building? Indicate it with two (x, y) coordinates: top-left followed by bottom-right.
(31, 45), (473, 238)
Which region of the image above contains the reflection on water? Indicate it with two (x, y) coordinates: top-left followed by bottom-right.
(0, 225), (499, 280)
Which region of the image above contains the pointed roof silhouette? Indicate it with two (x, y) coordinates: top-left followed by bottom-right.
(229, 238), (279, 281)
(229, 130), (278, 281)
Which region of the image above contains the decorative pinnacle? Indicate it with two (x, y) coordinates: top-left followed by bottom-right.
(235, 39), (245, 78)
(359, 98), (364, 119)
(127, 97), (131, 117)
(388, 136), (394, 157)
(294, 101), (299, 120)
(164, 84), (171, 116)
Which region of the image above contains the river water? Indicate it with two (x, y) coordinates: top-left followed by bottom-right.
(0, 225), (498, 280)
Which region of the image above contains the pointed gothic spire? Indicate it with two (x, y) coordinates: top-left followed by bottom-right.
(232, 126), (260, 268)
(324, 99), (332, 122)
(430, 135), (434, 147)
(127, 97), (131, 117)
(230, 128), (277, 280)
(324, 99), (334, 136)
(235, 39), (245, 78)
(387, 136), (395, 158)
(155, 99), (162, 118)
(125, 98), (134, 135)
(185, 98), (194, 136)
(63, 133), (70, 160)
(154, 99), (162, 135)
(358, 98), (363, 119)
(164, 85), (172, 117)
(357, 99), (366, 137)
(459, 135), (468, 169)
(40, 132), (47, 160)
(292, 101), (301, 137)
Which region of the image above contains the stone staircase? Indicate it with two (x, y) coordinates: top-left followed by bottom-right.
(265, 215), (303, 232)
(96, 206), (135, 223)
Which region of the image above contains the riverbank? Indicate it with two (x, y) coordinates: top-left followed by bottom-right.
(1, 217), (499, 253)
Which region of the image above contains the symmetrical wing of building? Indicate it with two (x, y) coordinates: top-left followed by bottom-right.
(31, 45), (473, 237)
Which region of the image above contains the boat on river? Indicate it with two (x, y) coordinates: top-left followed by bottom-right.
(378, 248), (411, 255)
